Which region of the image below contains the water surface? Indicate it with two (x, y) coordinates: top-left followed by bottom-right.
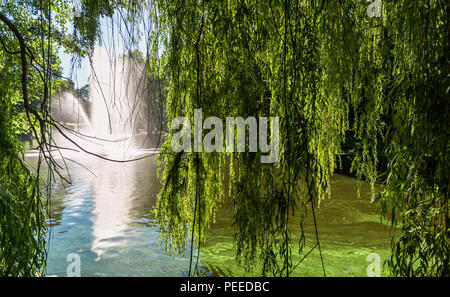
(26, 153), (391, 276)
(28, 154), (191, 276)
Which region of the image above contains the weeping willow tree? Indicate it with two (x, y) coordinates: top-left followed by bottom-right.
(0, 0), (448, 277)
(150, 0), (449, 277)
(378, 1), (449, 276)
(0, 0), (137, 275)
(0, 0), (63, 275)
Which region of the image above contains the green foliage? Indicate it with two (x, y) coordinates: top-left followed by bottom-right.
(152, 0), (350, 276)
(376, 0), (449, 276)
(150, 0), (449, 277)
(0, 93), (46, 276)
(0, 0), (448, 277)
(0, 0), (118, 276)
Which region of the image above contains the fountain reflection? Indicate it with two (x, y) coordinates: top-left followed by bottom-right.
(88, 154), (158, 260)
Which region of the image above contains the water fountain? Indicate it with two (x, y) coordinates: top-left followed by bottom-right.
(53, 46), (158, 161)
(88, 46), (135, 159)
(48, 46), (161, 262)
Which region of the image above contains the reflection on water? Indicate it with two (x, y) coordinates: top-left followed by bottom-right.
(27, 153), (191, 276)
(26, 152), (390, 276)
(90, 157), (147, 260)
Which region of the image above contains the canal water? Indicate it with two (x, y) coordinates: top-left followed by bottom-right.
(26, 153), (391, 276)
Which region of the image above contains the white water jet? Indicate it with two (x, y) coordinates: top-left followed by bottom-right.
(52, 46), (152, 160)
(88, 47), (137, 159)
(53, 92), (93, 132)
